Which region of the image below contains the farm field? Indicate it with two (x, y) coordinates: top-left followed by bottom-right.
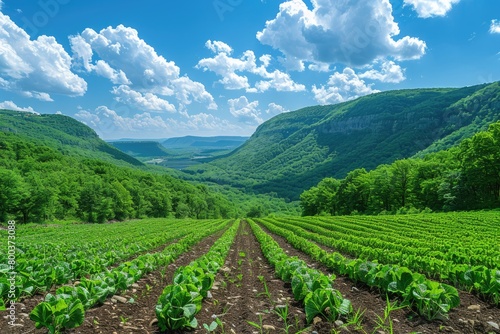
(0, 213), (499, 334)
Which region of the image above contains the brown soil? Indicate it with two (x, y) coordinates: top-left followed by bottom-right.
(194, 219), (309, 333)
(0, 231), (223, 334)
(2, 221), (499, 334)
(260, 223), (500, 334)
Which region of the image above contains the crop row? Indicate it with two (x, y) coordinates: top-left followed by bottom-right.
(285, 214), (499, 268)
(28, 219), (232, 334)
(0, 219), (220, 306)
(248, 219), (352, 323)
(256, 218), (460, 320)
(155, 220), (240, 330)
(270, 216), (500, 305)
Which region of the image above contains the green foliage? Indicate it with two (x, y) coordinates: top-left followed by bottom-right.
(257, 217), (464, 319)
(182, 82), (500, 200)
(24, 219), (232, 333)
(155, 221), (239, 331)
(262, 213), (500, 306)
(0, 123), (232, 223)
(248, 219), (351, 323)
(156, 284), (202, 330)
(300, 120), (500, 216)
(30, 294), (85, 334)
(0, 110), (142, 166)
(110, 141), (171, 158)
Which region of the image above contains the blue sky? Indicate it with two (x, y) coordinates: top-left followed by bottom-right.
(0, 0), (499, 139)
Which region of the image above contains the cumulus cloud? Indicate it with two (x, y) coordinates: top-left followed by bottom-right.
(70, 25), (217, 111)
(75, 109), (101, 128)
(205, 40), (233, 54)
(94, 60), (130, 85)
(257, 0), (426, 69)
(21, 91), (54, 101)
(178, 112), (236, 132)
(171, 76), (218, 110)
(0, 100), (38, 114)
(266, 102), (289, 116)
(490, 20), (500, 34)
(75, 106), (171, 133)
(75, 105), (239, 138)
(312, 68), (379, 105)
(0, 12), (87, 98)
(359, 61), (406, 83)
(197, 40), (306, 93)
(228, 96), (263, 125)
(404, 0), (460, 18)
(111, 85), (176, 112)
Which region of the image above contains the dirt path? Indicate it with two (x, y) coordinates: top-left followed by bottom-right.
(195, 220), (308, 333)
(259, 223), (500, 334)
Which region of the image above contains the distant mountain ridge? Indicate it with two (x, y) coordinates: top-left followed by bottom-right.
(185, 82), (500, 200)
(110, 141), (170, 158)
(162, 136), (248, 149)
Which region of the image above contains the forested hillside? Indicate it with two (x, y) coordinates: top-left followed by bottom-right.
(0, 110), (142, 166)
(0, 111), (233, 223)
(301, 121), (500, 215)
(185, 82), (500, 200)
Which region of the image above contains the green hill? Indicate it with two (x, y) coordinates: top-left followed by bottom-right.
(185, 82), (500, 200)
(0, 110), (233, 223)
(0, 110), (142, 166)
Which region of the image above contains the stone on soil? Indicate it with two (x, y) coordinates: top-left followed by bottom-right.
(487, 321), (499, 330)
(263, 325), (275, 331)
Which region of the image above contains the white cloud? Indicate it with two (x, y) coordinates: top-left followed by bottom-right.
(76, 106), (171, 133)
(0, 100), (38, 114)
(94, 60), (130, 85)
(490, 20), (500, 34)
(257, 0), (426, 68)
(404, 0), (460, 18)
(312, 68), (379, 105)
(75, 109), (101, 128)
(71, 25), (216, 110)
(197, 49), (252, 90)
(21, 91), (54, 101)
(197, 40), (306, 93)
(228, 96), (263, 125)
(205, 40), (233, 54)
(75, 105), (240, 138)
(308, 63), (331, 72)
(266, 102), (289, 115)
(111, 85), (176, 112)
(0, 13), (87, 97)
(359, 61), (406, 83)
(72, 25), (179, 89)
(171, 76), (218, 110)
(178, 112), (236, 132)
(70, 34), (94, 72)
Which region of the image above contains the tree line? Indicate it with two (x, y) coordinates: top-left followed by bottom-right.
(0, 133), (233, 223)
(300, 122), (500, 216)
